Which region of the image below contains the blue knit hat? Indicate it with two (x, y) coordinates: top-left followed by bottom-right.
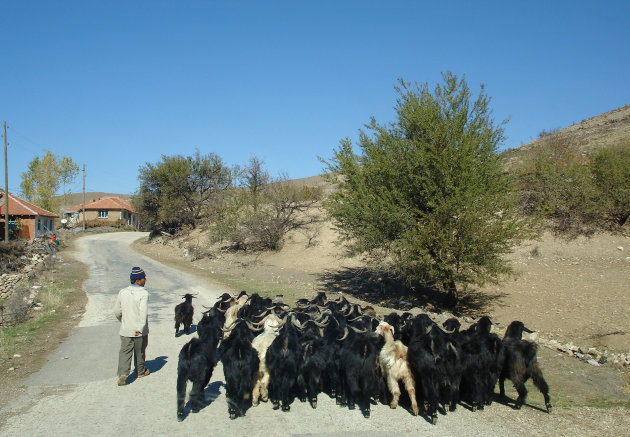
(130, 267), (146, 283)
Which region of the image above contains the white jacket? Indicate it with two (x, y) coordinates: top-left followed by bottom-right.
(113, 284), (149, 337)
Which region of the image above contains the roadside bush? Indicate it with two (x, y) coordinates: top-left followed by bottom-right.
(3, 283), (31, 326)
(0, 241), (27, 274)
(591, 143), (630, 228)
(517, 139), (630, 236)
(84, 219), (127, 229)
(209, 176), (323, 251)
(246, 180), (322, 251)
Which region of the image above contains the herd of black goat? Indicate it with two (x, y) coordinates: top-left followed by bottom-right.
(174, 291), (552, 423)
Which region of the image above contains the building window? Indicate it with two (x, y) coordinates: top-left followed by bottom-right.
(98, 210), (108, 218)
(36, 218), (41, 230)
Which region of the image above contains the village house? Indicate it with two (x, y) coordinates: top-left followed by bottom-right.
(66, 196), (138, 228)
(0, 189), (58, 240)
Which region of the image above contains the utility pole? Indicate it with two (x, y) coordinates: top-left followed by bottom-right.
(3, 121), (9, 242)
(82, 164), (86, 231)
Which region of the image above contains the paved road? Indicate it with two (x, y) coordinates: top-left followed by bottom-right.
(0, 232), (626, 436)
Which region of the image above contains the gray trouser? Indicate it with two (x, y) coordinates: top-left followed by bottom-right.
(117, 335), (148, 376)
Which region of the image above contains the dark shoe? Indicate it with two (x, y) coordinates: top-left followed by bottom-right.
(117, 375), (127, 386)
(137, 369), (150, 378)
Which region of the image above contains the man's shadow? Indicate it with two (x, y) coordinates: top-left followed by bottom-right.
(129, 355), (168, 381)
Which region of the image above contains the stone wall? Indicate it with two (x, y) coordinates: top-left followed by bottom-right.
(0, 253), (52, 327)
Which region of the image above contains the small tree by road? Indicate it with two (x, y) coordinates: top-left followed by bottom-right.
(20, 150), (80, 213)
(134, 150), (233, 233)
(322, 73), (537, 306)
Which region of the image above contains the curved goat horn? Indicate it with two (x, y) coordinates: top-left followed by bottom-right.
(291, 316), (305, 329)
(313, 316), (330, 327)
(253, 309), (270, 319)
(251, 314), (271, 326)
(221, 319), (239, 332)
(350, 326), (368, 334)
(337, 327), (349, 341)
(277, 314), (289, 327)
(246, 321), (264, 332)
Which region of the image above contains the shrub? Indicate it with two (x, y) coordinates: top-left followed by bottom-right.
(516, 138), (604, 237)
(0, 241), (28, 274)
(517, 139), (630, 236)
(209, 174), (323, 252)
(4, 283), (31, 325)
(592, 143), (630, 228)
(84, 219), (127, 229)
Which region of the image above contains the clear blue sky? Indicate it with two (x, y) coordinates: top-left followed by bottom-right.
(2, 1), (629, 196)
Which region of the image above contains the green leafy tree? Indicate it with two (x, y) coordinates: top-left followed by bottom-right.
(20, 150), (79, 212)
(135, 150), (232, 232)
(322, 73), (536, 305)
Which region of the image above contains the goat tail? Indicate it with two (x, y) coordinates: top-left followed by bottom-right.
(530, 362), (549, 394)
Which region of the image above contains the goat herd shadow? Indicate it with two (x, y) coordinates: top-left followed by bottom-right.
(175, 374), (543, 424)
(178, 380), (226, 422)
(318, 267), (508, 317)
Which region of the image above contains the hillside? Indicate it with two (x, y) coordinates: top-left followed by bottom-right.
(501, 104), (630, 171)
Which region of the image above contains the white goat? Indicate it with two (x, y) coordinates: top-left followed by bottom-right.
(221, 292), (250, 339)
(251, 313), (284, 406)
(376, 321), (419, 415)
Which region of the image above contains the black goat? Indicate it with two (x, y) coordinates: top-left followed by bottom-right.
(499, 321), (552, 413)
(219, 319), (260, 419)
(473, 316), (505, 407)
(176, 308), (223, 421)
(266, 313), (303, 412)
(405, 315), (445, 424)
(175, 293), (196, 336)
(445, 316), (504, 412)
(338, 315), (384, 418)
(296, 319), (329, 409)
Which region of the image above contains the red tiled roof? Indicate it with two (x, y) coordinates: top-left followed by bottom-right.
(0, 190), (59, 217)
(67, 196), (135, 213)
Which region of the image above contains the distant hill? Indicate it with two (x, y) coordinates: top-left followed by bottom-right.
(55, 192), (133, 212)
(501, 104), (630, 172)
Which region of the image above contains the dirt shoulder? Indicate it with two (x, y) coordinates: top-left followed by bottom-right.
(0, 245), (87, 412)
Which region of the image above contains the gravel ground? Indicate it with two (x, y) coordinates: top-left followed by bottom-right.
(1, 232), (628, 437)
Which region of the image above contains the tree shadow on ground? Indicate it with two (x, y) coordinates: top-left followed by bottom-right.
(318, 267), (507, 317)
